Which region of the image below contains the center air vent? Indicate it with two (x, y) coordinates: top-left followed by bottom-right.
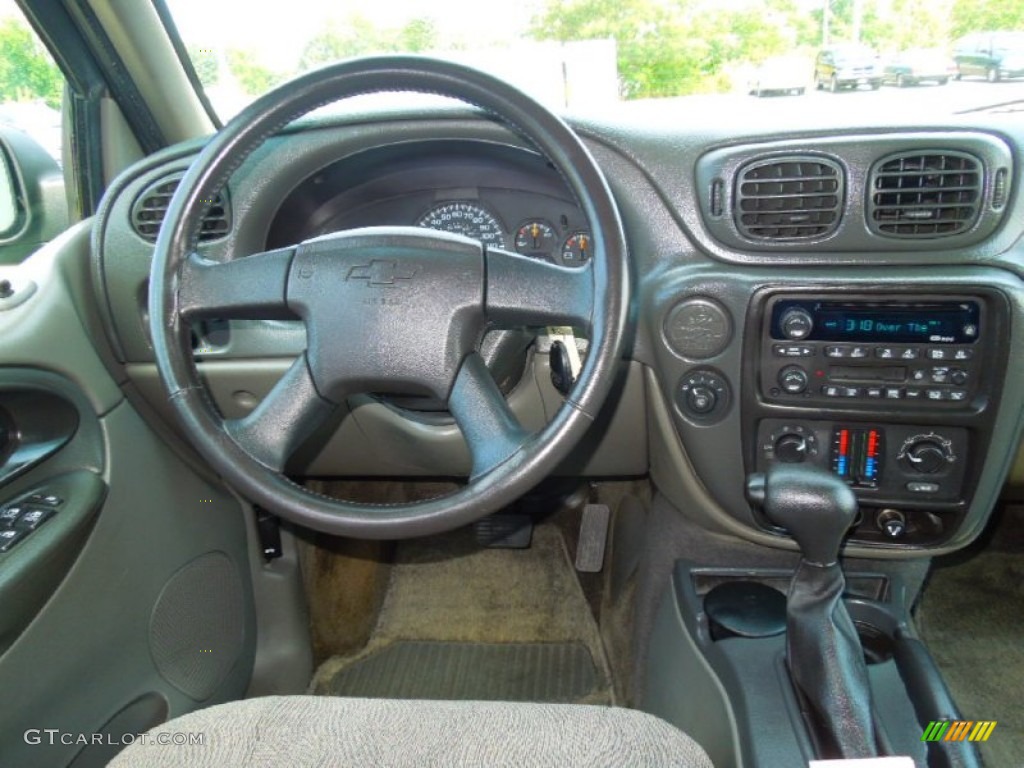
(131, 174), (231, 242)
(734, 157), (843, 241)
(868, 151), (982, 238)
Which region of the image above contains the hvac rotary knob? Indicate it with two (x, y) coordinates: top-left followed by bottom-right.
(774, 433), (809, 463)
(899, 435), (953, 475)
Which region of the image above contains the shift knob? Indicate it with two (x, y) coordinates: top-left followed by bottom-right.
(746, 465), (858, 566)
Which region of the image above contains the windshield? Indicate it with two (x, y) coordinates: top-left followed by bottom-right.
(164, 0), (1024, 121)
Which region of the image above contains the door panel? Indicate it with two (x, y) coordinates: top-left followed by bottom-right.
(0, 224), (256, 767)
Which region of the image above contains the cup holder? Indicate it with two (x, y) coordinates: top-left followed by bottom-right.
(846, 598), (900, 665)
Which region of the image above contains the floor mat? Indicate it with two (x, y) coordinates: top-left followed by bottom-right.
(312, 524), (614, 705)
(322, 640), (600, 702)
(916, 505), (1024, 768)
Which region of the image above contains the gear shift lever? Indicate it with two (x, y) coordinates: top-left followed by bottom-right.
(747, 465), (878, 759)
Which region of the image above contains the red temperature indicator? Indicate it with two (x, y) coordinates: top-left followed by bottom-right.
(831, 427), (884, 488)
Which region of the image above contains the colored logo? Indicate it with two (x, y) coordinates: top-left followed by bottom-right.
(921, 721), (997, 742)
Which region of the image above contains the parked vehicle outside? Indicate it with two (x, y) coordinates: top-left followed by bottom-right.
(883, 47), (956, 86)
(953, 31), (1024, 82)
(815, 44), (883, 91)
(746, 55), (809, 96)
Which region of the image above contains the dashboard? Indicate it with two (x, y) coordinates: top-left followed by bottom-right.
(92, 105), (1024, 559)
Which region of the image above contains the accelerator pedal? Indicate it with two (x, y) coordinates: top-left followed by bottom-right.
(575, 503), (610, 573)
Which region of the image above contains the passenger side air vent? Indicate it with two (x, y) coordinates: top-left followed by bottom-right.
(868, 151), (982, 238)
(734, 157), (843, 240)
(131, 174), (231, 242)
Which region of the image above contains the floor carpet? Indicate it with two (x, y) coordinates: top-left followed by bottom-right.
(312, 524), (613, 705)
(916, 504), (1024, 768)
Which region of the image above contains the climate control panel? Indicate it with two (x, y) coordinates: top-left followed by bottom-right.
(738, 288), (1008, 548)
(756, 419), (968, 506)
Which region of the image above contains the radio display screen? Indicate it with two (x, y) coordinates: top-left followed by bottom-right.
(773, 301), (980, 344)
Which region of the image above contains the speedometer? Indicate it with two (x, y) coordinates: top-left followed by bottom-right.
(416, 202), (507, 249)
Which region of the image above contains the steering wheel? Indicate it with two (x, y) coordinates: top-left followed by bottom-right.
(149, 57), (629, 539)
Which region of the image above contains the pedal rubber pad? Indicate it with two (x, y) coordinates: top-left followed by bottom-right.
(575, 504), (610, 572)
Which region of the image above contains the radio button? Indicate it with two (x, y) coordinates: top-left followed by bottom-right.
(779, 366), (809, 394)
(822, 385), (840, 397)
(875, 347), (896, 359)
(850, 346), (869, 359)
(953, 348), (973, 361)
(910, 369), (927, 382)
(780, 307), (814, 340)
(900, 348), (920, 360)
(949, 369), (968, 386)
(825, 346), (847, 358)
(927, 348), (949, 360)
(773, 344), (815, 358)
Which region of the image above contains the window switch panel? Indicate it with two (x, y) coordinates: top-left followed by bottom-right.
(15, 508), (52, 532)
(0, 528), (26, 553)
(0, 506), (24, 527)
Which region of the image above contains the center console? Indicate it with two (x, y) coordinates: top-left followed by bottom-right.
(744, 287), (1009, 548)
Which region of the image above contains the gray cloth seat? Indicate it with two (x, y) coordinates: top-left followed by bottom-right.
(109, 695), (715, 767)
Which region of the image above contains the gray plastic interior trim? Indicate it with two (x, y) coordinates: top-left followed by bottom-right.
(647, 364), (996, 561)
(0, 220), (123, 414)
(0, 398), (256, 768)
(572, 114), (1024, 270)
(100, 96), (144, 187)
(243, 513), (314, 698)
(696, 132), (1014, 253)
(88, 0), (214, 143)
(125, 354), (648, 478)
(642, 587), (742, 768)
(644, 265), (1024, 558)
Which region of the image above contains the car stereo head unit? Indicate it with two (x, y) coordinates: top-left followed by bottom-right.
(771, 300), (980, 345)
(758, 295), (989, 408)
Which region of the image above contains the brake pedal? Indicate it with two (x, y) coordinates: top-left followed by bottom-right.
(575, 504), (610, 573)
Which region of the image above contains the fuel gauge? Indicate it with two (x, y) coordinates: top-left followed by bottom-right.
(515, 220), (557, 260)
(561, 231), (592, 266)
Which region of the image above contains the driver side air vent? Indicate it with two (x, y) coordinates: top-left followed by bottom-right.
(734, 157), (843, 241)
(131, 175), (231, 242)
(868, 151), (982, 238)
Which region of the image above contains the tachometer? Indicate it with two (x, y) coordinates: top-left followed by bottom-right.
(416, 202), (507, 249)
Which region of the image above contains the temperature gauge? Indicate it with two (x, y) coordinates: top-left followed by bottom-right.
(562, 231), (592, 266)
(514, 220), (557, 260)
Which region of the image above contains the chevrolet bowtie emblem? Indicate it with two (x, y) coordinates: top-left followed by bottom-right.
(345, 260), (420, 286)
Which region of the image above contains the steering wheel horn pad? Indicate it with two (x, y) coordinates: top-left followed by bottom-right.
(149, 56), (628, 538)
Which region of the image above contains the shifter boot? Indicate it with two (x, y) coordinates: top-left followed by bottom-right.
(787, 558), (876, 758)
(748, 465), (879, 758)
